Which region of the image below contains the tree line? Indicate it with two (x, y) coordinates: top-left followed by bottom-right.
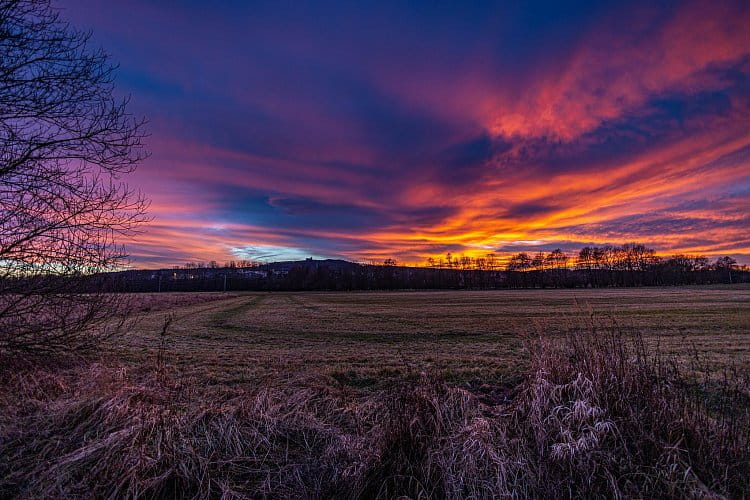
(110, 243), (748, 292)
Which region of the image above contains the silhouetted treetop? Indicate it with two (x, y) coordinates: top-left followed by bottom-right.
(1, 0), (148, 353)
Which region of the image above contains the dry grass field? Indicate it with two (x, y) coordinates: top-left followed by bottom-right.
(2, 285), (749, 498)
(115, 285), (750, 386)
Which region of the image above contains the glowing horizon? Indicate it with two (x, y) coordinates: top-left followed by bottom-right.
(60, 0), (750, 268)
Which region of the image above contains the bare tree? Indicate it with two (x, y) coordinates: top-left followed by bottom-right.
(577, 247), (595, 286)
(506, 252), (532, 272)
(531, 251), (546, 272)
(545, 249), (568, 287)
(485, 252), (498, 271)
(0, 0), (148, 354)
(715, 256), (737, 284)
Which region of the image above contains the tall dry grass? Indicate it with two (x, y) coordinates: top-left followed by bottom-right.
(1, 319), (748, 498)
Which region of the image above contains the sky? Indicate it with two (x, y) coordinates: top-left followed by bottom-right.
(58, 0), (750, 267)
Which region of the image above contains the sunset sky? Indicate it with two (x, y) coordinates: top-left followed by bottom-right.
(60, 0), (750, 267)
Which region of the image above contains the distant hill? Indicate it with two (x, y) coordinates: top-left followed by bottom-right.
(263, 258), (360, 272)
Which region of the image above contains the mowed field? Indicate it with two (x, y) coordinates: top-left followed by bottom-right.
(3, 286), (749, 498)
(116, 285), (750, 388)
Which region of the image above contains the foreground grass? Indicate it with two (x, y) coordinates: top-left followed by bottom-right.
(1, 328), (749, 497)
(1, 288), (749, 498)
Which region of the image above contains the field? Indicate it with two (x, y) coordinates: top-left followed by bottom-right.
(2, 286), (749, 498)
(117, 286), (750, 385)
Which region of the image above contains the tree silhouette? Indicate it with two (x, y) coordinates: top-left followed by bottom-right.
(715, 256), (737, 284)
(0, 0), (148, 353)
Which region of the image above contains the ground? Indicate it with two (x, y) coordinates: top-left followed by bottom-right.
(116, 285), (750, 389)
(3, 286), (749, 498)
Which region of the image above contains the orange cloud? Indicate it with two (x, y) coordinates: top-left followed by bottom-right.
(486, 2), (750, 140)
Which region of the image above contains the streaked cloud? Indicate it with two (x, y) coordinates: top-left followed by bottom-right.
(59, 0), (750, 266)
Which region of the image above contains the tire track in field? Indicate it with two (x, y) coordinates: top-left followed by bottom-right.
(129, 295), (249, 330)
(210, 294), (268, 330)
(285, 294), (326, 312)
(178, 295), (249, 317)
